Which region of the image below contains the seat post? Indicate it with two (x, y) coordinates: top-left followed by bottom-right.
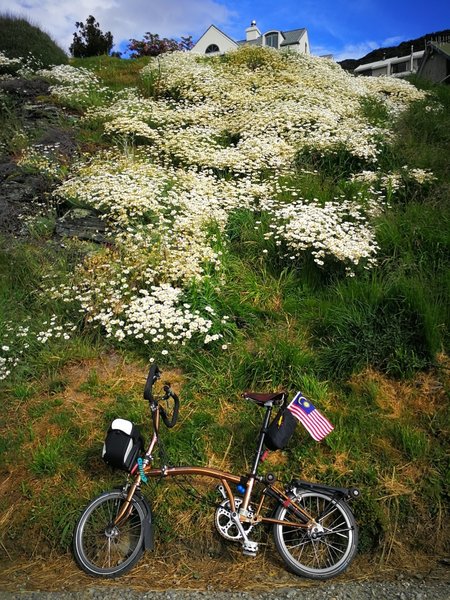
(241, 403), (273, 512)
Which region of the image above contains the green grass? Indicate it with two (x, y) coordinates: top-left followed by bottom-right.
(30, 435), (71, 476)
(71, 55), (152, 91)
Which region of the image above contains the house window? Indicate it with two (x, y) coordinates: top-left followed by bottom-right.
(392, 61), (407, 74)
(265, 32), (279, 48)
(205, 44), (220, 54)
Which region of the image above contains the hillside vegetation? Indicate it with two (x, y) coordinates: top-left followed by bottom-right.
(0, 43), (449, 586)
(0, 14), (67, 68)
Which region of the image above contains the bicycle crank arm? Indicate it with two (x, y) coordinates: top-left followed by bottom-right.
(228, 511), (259, 557)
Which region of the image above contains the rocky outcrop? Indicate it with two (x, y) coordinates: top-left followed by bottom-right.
(0, 77), (77, 236)
(0, 158), (53, 235)
(55, 208), (107, 243)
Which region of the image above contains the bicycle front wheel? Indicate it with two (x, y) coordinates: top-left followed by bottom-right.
(273, 490), (358, 580)
(73, 489), (145, 577)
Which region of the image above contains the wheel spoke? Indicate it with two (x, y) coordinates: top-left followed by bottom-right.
(74, 491), (145, 576)
(274, 491), (358, 579)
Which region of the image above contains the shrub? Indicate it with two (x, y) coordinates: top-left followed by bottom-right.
(128, 32), (193, 58)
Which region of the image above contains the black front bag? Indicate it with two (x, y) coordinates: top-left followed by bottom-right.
(102, 418), (144, 472)
(265, 407), (298, 451)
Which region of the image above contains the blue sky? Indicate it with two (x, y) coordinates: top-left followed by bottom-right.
(1, 0), (449, 60)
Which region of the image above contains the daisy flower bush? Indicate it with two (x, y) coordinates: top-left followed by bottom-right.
(36, 64), (115, 108)
(3, 46), (434, 371)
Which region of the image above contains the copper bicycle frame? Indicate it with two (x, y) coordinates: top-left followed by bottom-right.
(114, 398), (316, 531)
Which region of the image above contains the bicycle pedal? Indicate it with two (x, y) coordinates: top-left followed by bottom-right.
(242, 541), (258, 557)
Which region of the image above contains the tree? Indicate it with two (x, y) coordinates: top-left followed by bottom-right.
(128, 33), (193, 58)
(70, 15), (114, 58)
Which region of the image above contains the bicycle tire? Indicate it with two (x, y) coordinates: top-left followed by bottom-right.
(273, 490), (358, 580)
(73, 489), (145, 577)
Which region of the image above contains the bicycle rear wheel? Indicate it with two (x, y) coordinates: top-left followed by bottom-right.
(73, 489), (145, 577)
(273, 490), (358, 580)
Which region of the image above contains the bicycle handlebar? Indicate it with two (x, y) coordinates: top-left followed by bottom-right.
(144, 363), (179, 428)
(144, 363), (160, 401)
(160, 386), (180, 428)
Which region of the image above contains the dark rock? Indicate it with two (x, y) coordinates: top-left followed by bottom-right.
(0, 161), (20, 181)
(23, 103), (61, 125)
(34, 127), (77, 159)
(0, 169), (53, 234)
(0, 77), (50, 98)
(55, 208), (107, 243)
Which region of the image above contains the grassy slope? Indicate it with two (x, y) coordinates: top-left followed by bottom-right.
(0, 14), (67, 67)
(0, 57), (449, 582)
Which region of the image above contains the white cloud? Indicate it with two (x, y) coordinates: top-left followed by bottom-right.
(0, 0), (235, 53)
(312, 40), (379, 62)
(381, 36), (404, 47)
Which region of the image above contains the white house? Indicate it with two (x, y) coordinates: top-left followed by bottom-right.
(191, 21), (310, 56)
(354, 48), (424, 78)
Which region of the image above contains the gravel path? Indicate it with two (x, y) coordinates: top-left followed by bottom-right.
(1, 575), (449, 600)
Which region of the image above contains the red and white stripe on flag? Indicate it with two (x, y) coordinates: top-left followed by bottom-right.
(287, 392), (334, 441)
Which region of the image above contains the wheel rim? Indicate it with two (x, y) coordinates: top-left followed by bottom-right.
(77, 493), (143, 574)
(278, 492), (355, 575)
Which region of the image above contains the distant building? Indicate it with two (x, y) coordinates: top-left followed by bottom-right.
(191, 21), (310, 56)
(417, 41), (450, 84)
(354, 48), (424, 78)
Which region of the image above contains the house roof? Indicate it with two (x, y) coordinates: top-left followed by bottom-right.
(193, 24), (238, 49)
(280, 28), (307, 46)
(236, 28), (306, 47)
(429, 41), (450, 58)
(354, 51), (424, 72)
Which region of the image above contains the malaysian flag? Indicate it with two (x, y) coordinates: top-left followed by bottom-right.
(287, 392), (334, 441)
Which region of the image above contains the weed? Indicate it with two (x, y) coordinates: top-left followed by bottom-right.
(391, 424), (429, 460)
(30, 436), (70, 476)
(308, 275), (436, 379)
(359, 96), (391, 127)
(294, 144), (369, 181)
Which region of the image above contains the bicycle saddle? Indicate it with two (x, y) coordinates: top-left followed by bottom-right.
(243, 391), (287, 407)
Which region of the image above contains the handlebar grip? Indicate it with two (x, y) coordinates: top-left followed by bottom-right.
(144, 364), (160, 401)
(160, 391), (180, 428)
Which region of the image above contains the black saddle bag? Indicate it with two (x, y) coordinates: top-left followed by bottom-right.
(265, 407), (297, 451)
(102, 418), (144, 472)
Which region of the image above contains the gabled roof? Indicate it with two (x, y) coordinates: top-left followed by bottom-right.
(236, 28), (306, 47)
(280, 28), (307, 46)
(194, 24), (238, 49)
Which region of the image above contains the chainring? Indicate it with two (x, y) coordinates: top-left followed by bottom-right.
(214, 497), (254, 542)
